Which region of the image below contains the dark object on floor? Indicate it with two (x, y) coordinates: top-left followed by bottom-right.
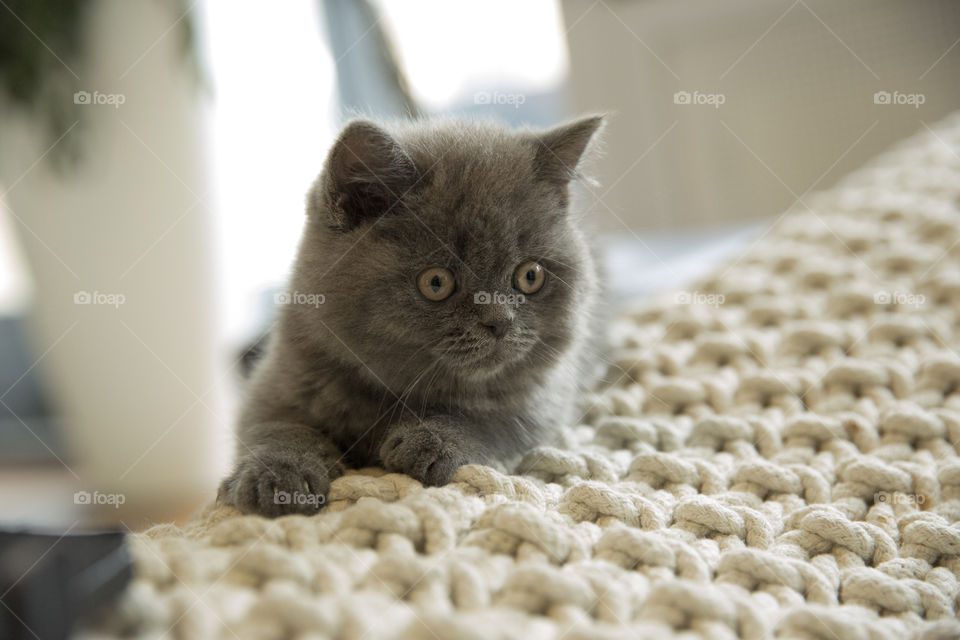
(0, 530), (131, 640)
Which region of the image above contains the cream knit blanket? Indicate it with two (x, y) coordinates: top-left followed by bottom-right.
(89, 116), (960, 640)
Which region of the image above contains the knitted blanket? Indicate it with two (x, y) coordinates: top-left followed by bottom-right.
(90, 116), (960, 640)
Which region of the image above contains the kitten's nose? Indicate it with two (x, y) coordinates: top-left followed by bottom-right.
(478, 300), (514, 339)
(477, 304), (513, 339)
(482, 320), (509, 338)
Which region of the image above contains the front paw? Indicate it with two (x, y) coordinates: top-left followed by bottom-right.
(218, 451), (333, 517)
(379, 424), (470, 486)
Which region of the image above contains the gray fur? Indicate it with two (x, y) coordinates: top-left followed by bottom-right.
(219, 116), (605, 517)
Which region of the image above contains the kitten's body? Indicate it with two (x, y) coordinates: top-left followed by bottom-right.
(221, 117), (604, 517)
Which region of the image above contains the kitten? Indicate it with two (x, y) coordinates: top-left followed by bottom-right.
(219, 116), (604, 517)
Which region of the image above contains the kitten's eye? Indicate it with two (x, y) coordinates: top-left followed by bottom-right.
(514, 261), (545, 294)
(417, 267), (456, 301)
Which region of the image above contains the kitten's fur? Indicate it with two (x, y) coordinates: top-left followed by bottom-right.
(219, 116), (604, 517)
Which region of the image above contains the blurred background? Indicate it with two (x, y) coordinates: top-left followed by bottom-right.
(1, 0), (958, 528)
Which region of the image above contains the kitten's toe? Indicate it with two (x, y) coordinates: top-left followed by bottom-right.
(380, 428), (467, 487)
(419, 450), (465, 486)
(255, 466), (329, 517)
(219, 456), (330, 517)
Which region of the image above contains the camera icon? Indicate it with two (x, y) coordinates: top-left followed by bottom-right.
(674, 91), (691, 105)
(873, 291), (891, 305)
(873, 91), (891, 105)
(474, 91), (491, 105)
(274, 292), (292, 305)
(273, 490), (291, 505)
(674, 291), (691, 304)
(74, 291), (91, 304)
(73, 90), (92, 105)
(474, 291), (492, 304)
(875, 492), (888, 503)
(74, 490), (92, 505)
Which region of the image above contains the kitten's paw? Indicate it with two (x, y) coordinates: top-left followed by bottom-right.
(218, 452), (335, 517)
(379, 425), (469, 486)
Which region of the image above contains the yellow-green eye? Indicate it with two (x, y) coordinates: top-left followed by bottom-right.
(515, 261), (545, 294)
(417, 267), (455, 301)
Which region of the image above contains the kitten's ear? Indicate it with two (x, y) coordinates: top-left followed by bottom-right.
(531, 115), (604, 185)
(313, 120), (418, 230)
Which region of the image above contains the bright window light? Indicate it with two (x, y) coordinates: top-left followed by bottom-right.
(201, 0), (337, 343)
(374, 0), (570, 111)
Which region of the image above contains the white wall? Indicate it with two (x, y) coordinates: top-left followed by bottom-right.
(561, 0), (960, 232)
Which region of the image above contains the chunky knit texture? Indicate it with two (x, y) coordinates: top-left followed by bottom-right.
(90, 117), (960, 639)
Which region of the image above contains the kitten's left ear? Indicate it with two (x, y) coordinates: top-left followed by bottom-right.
(531, 115), (605, 185)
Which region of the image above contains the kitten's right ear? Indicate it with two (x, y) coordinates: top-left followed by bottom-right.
(310, 120), (418, 230)
(531, 115), (605, 185)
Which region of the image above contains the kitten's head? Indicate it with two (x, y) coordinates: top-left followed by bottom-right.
(289, 116), (603, 390)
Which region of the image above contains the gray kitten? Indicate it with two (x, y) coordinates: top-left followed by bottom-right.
(219, 116), (604, 517)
